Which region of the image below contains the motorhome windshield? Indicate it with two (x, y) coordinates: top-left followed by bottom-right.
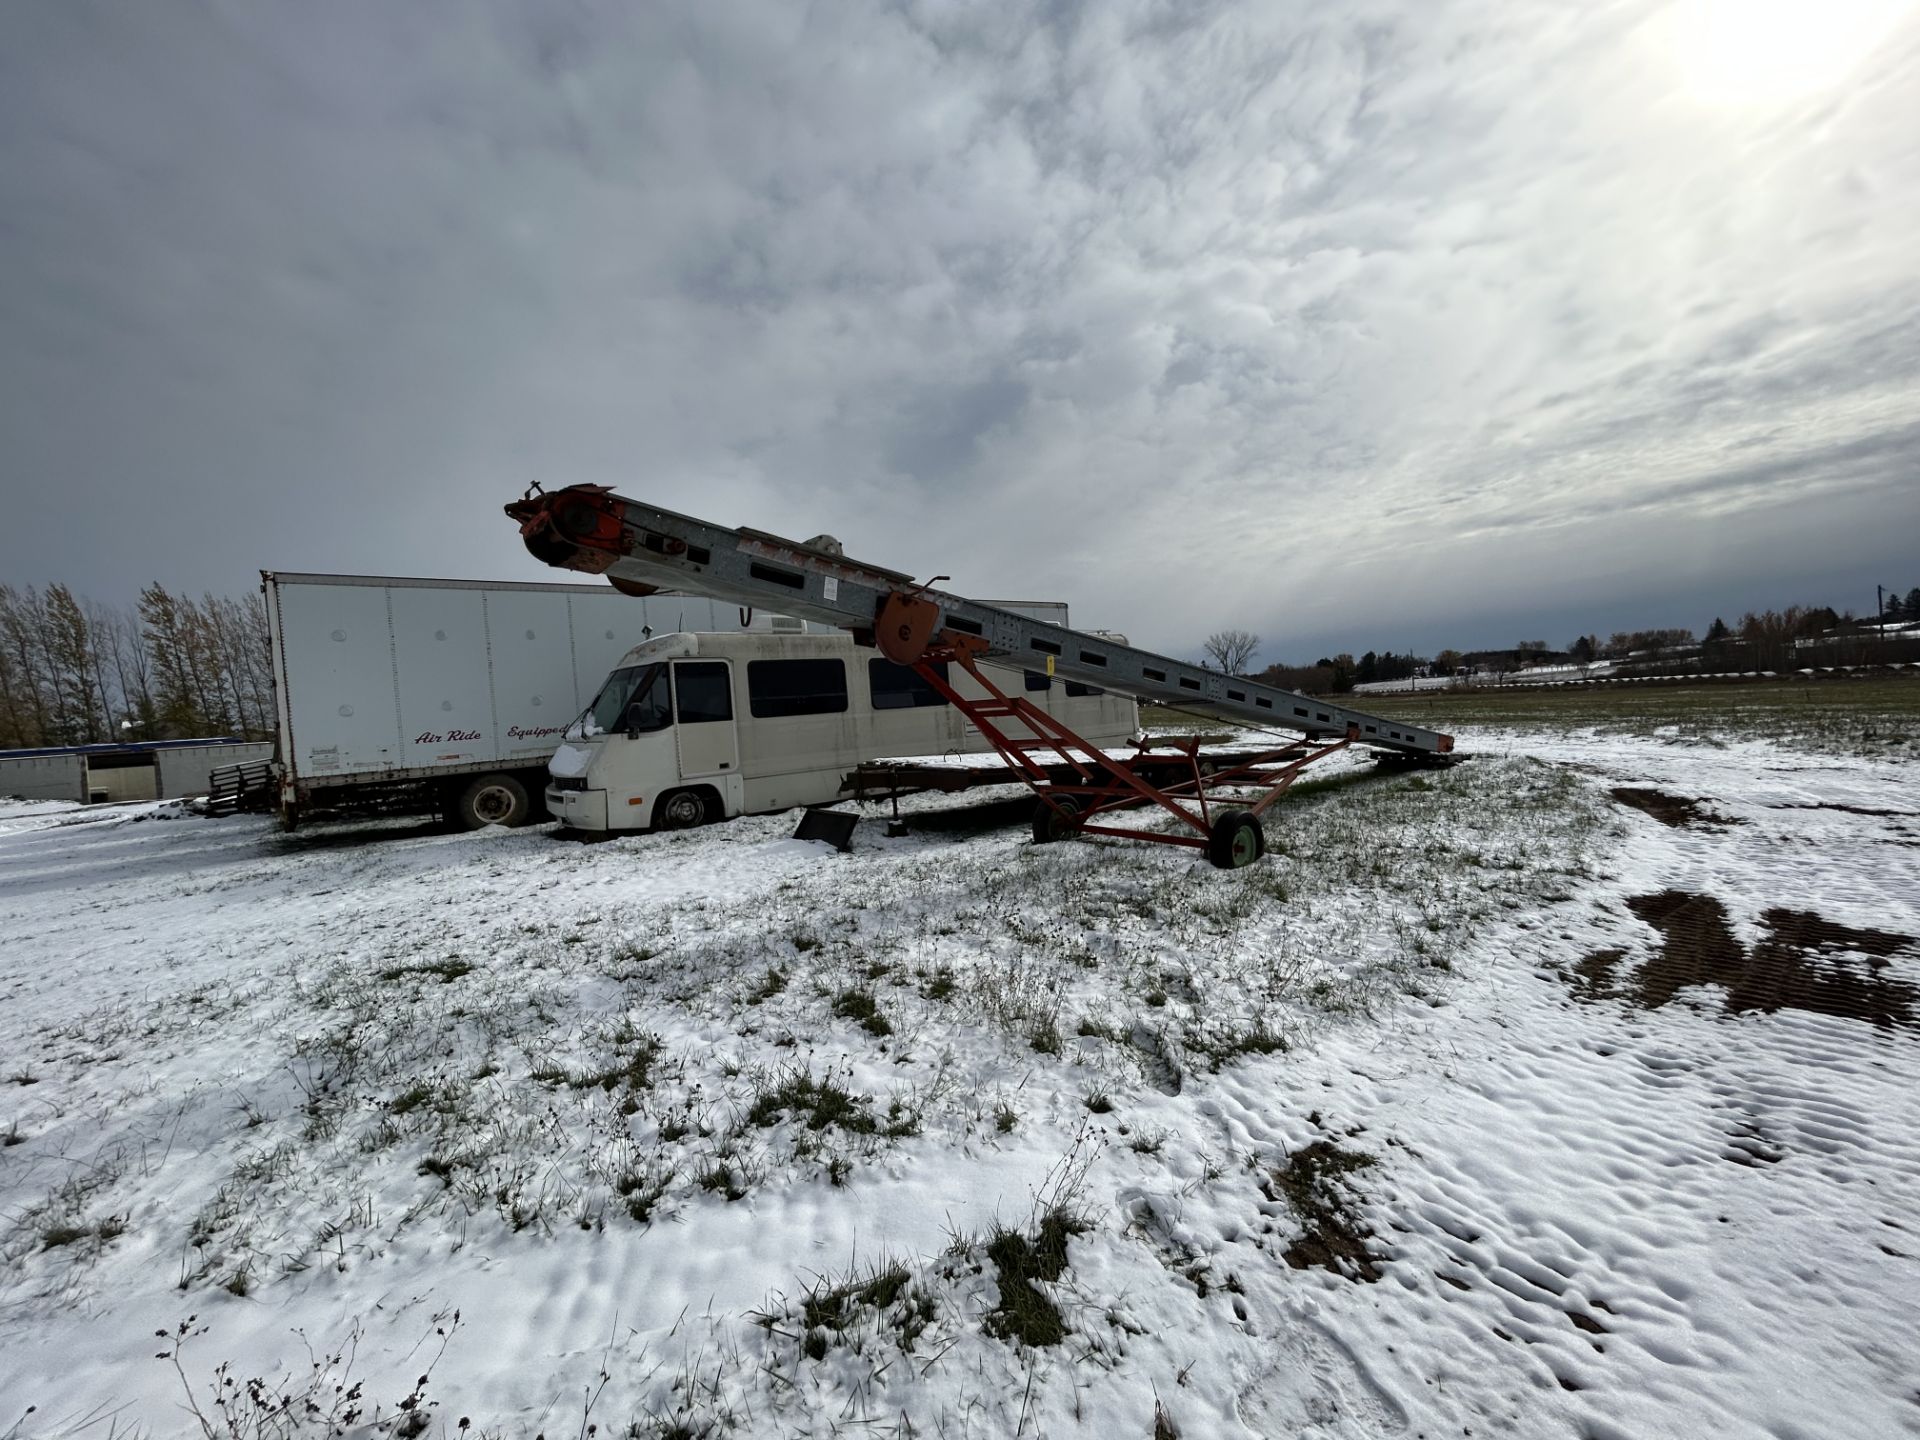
(583, 663), (670, 736)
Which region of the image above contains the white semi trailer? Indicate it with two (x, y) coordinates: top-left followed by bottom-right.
(262, 571), (822, 828)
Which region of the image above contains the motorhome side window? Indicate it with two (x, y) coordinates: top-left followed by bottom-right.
(867, 658), (949, 709)
(747, 658), (848, 718)
(675, 662), (733, 724)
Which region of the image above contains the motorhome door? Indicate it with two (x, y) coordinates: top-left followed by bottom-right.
(671, 660), (739, 780)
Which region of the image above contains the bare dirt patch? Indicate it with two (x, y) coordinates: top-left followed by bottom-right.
(1265, 1140), (1380, 1282)
(1609, 787), (1727, 828)
(1569, 948), (1628, 1000)
(1574, 892), (1919, 1029)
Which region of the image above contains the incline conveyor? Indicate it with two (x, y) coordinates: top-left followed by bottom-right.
(506, 484), (1453, 867)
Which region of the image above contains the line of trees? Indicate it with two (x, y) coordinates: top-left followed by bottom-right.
(1879, 587), (1920, 621)
(1698, 603), (1913, 672)
(0, 582), (272, 750)
(1209, 579), (1920, 697)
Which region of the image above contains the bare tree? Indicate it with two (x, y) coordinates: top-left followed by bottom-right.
(1202, 629), (1260, 675)
(41, 583), (105, 744)
(95, 601), (157, 735)
(0, 584), (51, 747)
(235, 591), (273, 735)
(141, 582), (210, 737)
(81, 597), (121, 740)
(200, 592), (273, 736)
(196, 592), (244, 734)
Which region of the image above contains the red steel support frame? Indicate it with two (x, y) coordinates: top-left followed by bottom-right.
(908, 632), (1354, 857)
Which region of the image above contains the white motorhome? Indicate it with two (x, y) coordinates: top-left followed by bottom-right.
(545, 631), (1139, 832)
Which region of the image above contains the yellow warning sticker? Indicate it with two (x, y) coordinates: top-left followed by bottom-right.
(1046, 655), (1055, 677)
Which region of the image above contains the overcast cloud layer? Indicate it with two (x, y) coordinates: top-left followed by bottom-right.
(3, 0), (1916, 660)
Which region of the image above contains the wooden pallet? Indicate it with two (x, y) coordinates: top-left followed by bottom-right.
(205, 759), (275, 814)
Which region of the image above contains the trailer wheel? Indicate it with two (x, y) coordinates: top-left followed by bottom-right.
(1207, 810), (1263, 869)
(655, 787), (713, 830)
(452, 773), (533, 829)
(1031, 794), (1082, 844)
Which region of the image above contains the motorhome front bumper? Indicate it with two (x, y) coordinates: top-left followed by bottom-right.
(546, 785), (609, 831)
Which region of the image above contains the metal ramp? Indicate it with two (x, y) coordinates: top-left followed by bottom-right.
(506, 485), (1454, 867)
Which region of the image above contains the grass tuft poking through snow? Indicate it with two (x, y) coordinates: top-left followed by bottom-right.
(981, 1203), (1092, 1347)
(829, 987), (892, 1036)
(746, 1065), (883, 1134)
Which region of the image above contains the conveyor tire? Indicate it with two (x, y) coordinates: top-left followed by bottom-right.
(1207, 810), (1262, 869)
(1031, 794), (1082, 844)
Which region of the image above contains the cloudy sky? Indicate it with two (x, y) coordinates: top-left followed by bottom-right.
(3, 0), (1916, 662)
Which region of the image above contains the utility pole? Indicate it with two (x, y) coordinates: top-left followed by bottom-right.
(1878, 584), (1886, 634)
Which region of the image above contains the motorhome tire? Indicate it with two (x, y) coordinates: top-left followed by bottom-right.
(453, 773), (533, 829)
(656, 787), (714, 830)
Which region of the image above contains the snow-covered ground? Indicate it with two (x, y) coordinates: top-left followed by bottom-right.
(2, 724), (1916, 1439)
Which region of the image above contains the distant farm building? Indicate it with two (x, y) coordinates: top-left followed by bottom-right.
(0, 737), (273, 805)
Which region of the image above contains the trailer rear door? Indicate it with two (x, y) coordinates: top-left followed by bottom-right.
(275, 583), (400, 776)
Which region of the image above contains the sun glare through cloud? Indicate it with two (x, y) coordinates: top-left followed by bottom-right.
(1670, 0), (1915, 104)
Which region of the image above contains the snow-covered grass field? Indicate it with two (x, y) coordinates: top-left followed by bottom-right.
(1363, 675), (1919, 761)
(3, 695), (1918, 1439)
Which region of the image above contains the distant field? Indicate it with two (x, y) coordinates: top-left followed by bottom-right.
(1361, 675), (1919, 757)
(1144, 675), (1920, 757)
